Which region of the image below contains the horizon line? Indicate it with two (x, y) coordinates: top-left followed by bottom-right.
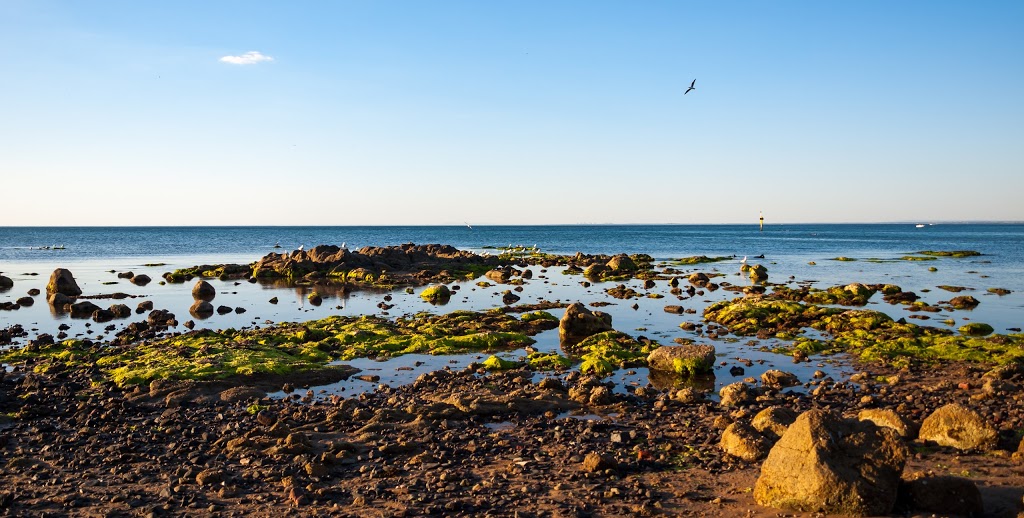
(2, 220), (1023, 229)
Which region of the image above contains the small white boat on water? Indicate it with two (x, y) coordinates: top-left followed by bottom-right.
(915, 224), (926, 228)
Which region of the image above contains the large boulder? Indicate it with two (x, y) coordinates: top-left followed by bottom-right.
(46, 268), (82, 296)
(646, 344), (715, 375)
(558, 302), (612, 344)
(0, 275), (13, 290)
(192, 280), (216, 301)
(900, 475), (983, 517)
(918, 404), (997, 451)
(753, 409), (907, 516)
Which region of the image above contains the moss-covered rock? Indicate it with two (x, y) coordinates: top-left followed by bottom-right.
(959, 322), (994, 336)
(420, 285), (451, 304)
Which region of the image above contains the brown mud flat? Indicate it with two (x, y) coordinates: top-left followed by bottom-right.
(1, 359), (1022, 517)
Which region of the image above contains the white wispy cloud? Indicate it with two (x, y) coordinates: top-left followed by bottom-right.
(219, 51), (274, 65)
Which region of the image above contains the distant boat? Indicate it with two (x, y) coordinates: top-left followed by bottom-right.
(915, 224), (926, 228)
(465, 222), (473, 230)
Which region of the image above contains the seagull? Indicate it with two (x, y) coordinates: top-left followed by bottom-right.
(684, 79), (696, 95)
(297, 245), (304, 251)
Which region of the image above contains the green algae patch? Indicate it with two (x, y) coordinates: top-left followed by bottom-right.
(482, 355), (522, 371)
(916, 250), (982, 258)
(672, 255), (732, 265)
(703, 297), (843, 336)
(527, 352), (572, 370)
(163, 264), (252, 283)
(829, 257), (857, 262)
(1, 310), (541, 387)
(520, 311), (558, 323)
(900, 255), (938, 262)
(772, 284), (876, 307)
(573, 331), (659, 376)
(671, 357), (712, 377)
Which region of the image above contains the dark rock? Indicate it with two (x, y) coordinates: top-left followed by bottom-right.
(15, 296), (33, 307)
(189, 301), (214, 319)
(46, 268), (82, 296)
(558, 302), (612, 344)
(948, 295), (980, 309)
(109, 304), (131, 318)
(130, 274), (152, 286)
(92, 309), (115, 323)
(192, 280), (216, 301)
(69, 301), (101, 318)
(216, 305), (233, 315)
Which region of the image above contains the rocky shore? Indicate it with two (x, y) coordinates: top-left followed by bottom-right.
(1, 244), (1023, 516)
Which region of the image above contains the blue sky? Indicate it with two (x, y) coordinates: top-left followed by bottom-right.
(2, 1), (1022, 225)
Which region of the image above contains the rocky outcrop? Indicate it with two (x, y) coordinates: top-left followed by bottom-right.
(754, 410), (907, 516)
(252, 243), (500, 284)
(918, 404), (997, 451)
(0, 275), (13, 290)
(46, 268), (82, 297)
(558, 303), (612, 344)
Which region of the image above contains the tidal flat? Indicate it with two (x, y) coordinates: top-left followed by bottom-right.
(1, 242), (1023, 516)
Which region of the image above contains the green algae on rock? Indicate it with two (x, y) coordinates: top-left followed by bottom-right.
(569, 331), (659, 376)
(915, 250), (982, 258)
(671, 255), (732, 265)
(0, 310), (542, 387)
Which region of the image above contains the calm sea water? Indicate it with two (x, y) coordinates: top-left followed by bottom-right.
(2, 224), (1022, 398)
(2, 223), (1024, 264)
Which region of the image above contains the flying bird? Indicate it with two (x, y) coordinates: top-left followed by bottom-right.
(684, 79), (696, 95)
